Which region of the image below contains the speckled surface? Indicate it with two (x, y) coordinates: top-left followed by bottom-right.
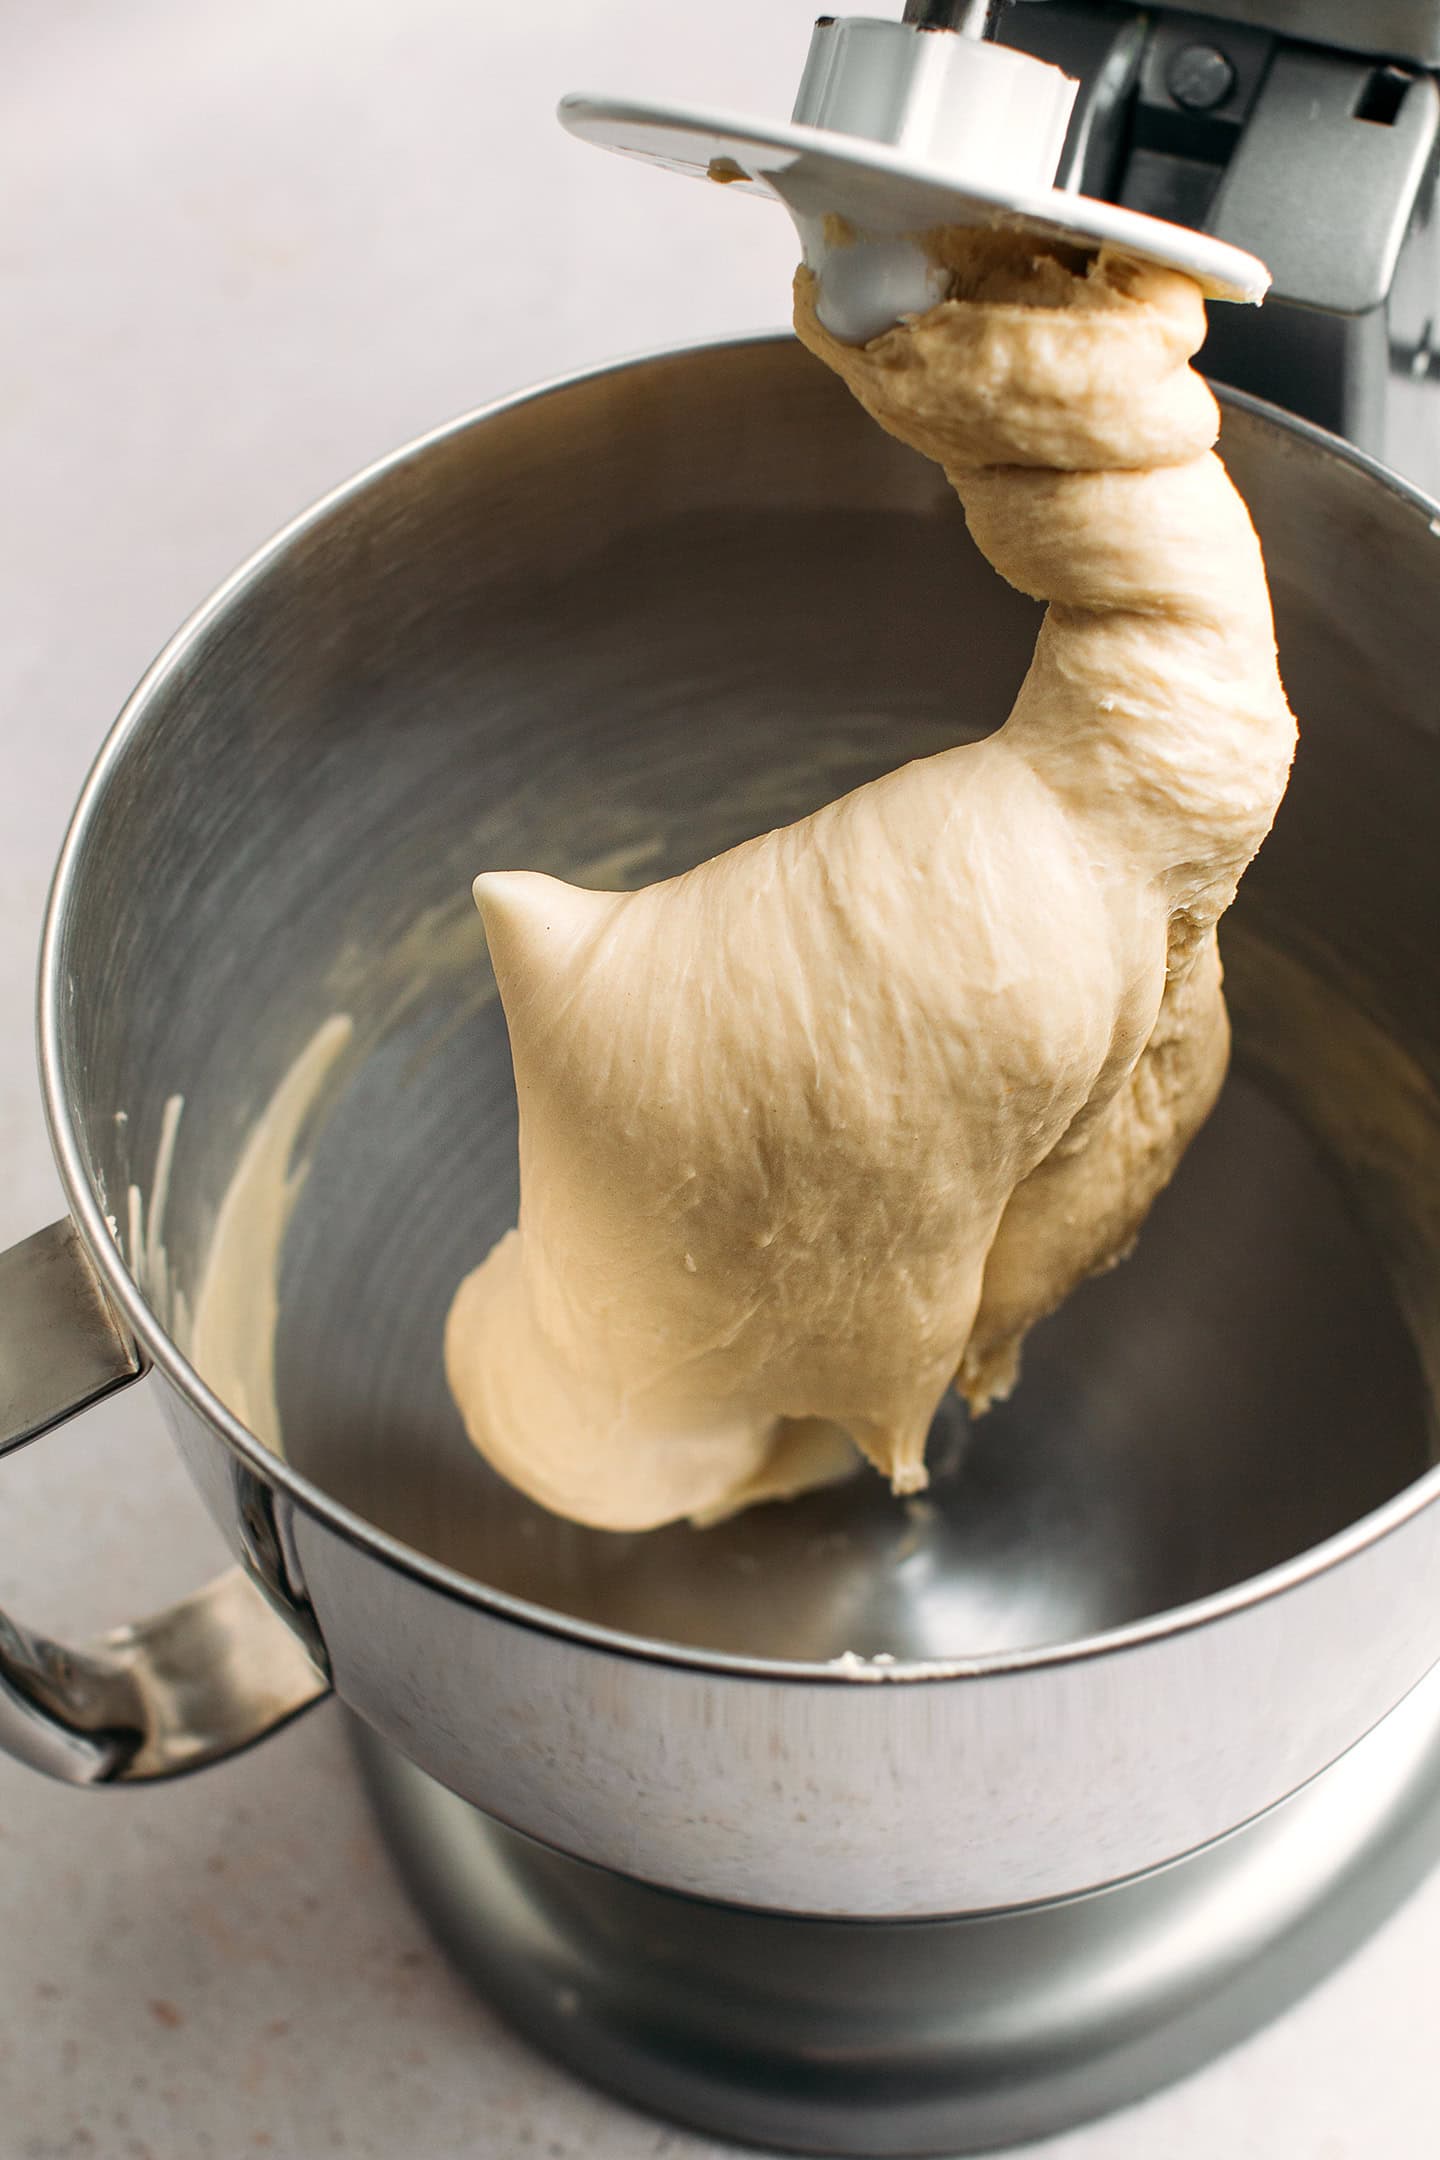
(1, 4), (1437, 2155)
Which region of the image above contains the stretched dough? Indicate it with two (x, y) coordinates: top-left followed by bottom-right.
(445, 236), (1297, 1531)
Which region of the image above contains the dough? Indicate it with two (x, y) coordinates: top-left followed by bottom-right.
(445, 234), (1297, 1531)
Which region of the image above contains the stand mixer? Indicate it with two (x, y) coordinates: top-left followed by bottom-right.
(345, 6), (1440, 2149)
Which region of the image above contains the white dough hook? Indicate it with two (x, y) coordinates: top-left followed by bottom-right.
(559, 4), (1270, 342)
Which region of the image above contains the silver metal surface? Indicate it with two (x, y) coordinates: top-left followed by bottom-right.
(0, 1217), (143, 1456)
(1002, 8), (1440, 489)
(0, 1562), (328, 1785)
(0, 1219), (326, 1782)
(1164, 0), (1440, 68)
(352, 1654), (1440, 2155)
(12, 334), (1440, 1921)
(1209, 48), (1440, 311)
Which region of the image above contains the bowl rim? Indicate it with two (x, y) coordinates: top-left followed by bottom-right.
(37, 326), (1440, 1685)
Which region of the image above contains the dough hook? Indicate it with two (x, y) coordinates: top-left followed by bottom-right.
(559, 2), (1270, 344)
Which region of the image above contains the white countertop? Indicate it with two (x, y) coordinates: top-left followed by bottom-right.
(1, 4), (1434, 2154)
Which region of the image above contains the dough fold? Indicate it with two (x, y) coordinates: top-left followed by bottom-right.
(445, 235), (1297, 1530)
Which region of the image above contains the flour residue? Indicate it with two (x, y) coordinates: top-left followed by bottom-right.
(188, 1016), (354, 1452)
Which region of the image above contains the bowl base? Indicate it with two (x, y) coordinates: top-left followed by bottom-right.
(349, 1661), (1440, 2155)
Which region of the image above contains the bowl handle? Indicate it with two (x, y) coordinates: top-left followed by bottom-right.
(0, 1218), (329, 1784)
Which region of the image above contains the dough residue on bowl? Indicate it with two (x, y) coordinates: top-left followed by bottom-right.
(188, 1015), (354, 1451)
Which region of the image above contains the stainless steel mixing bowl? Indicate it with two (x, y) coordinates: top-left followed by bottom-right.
(3, 333), (1440, 2145)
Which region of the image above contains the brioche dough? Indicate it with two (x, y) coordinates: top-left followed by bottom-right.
(445, 235), (1297, 1531)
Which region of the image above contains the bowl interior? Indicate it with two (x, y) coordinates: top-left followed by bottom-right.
(55, 339), (1440, 1660)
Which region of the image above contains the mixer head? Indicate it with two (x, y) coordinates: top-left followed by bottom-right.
(559, 3), (1270, 343)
